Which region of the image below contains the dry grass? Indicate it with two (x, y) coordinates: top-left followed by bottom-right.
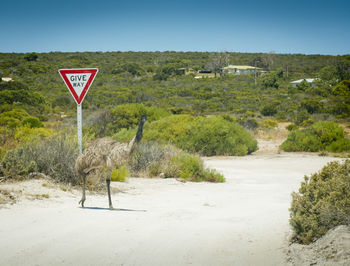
(340, 122), (350, 137)
(0, 188), (17, 206)
(253, 122), (291, 141)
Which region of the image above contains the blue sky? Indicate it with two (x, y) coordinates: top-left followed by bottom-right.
(1, 0), (349, 55)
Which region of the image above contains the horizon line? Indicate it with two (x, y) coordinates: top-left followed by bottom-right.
(1, 50), (349, 56)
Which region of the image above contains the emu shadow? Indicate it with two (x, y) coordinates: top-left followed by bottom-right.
(79, 206), (147, 212)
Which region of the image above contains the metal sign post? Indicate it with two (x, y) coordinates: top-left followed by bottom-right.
(58, 68), (98, 154)
(77, 104), (83, 154)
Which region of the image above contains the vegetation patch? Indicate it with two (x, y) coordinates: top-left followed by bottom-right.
(290, 160), (350, 244)
(1, 134), (79, 184)
(281, 121), (350, 152)
(115, 115), (258, 156)
(110, 165), (129, 182)
(129, 142), (225, 183)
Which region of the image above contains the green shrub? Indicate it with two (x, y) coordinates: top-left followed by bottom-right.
(165, 153), (225, 182)
(142, 114), (195, 145)
(14, 127), (55, 143)
(296, 79), (311, 91)
(180, 116), (257, 156)
(327, 138), (350, 153)
(281, 121), (350, 152)
(0, 147), (6, 161)
(118, 115), (258, 156)
(0, 109), (43, 130)
(24, 52), (38, 61)
(261, 70), (282, 89)
(295, 110), (310, 125)
(261, 104), (277, 116)
(0, 109), (29, 128)
(110, 165), (129, 182)
(332, 80), (350, 96)
(87, 104), (171, 137)
(290, 160), (350, 244)
(301, 99), (323, 114)
(128, 142), (171, 173)
(128, 142), (225, 182)
(300, 118), (314, 127)
(109, 103), (170, 132)
(21, 116), (43, 128)
(286, 124), (299, 131)
(264, 119), (278, 129)
(237, 117), (259, 130)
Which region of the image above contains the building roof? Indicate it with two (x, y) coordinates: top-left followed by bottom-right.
(223, 65), (262, 70)
(290, 78), (318, 84)
(1, 77), (13, 82)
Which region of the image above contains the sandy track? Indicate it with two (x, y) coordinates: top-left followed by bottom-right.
(0, 153), (341, 266)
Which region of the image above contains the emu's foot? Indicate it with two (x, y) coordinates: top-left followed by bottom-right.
(79, 198), (85, 208)
(109, 205), (115, 210)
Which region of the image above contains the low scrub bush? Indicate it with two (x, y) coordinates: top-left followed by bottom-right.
(264, 119), (278, 129)
(14, 127), (55, 143)
(237, 117), (259, 130)
(332, 80), (350, 96)
(260, 104), (277, 116)
(295, 110), (310, 125)
(281, 121), (350, 152)
(116, 115), (258, 156)
(86, 104), (171, 137)
(179, 116), (257, 156)
(128, 142), (225, 182)
(0, 109), (44, 130)
(166, 153), (225, 182)
(109, 104), (170, 133)
(290, 160), (350, 244)
(286, 124), (299, 131)
(300, 118), (314, 127)
(128, 141), (172, 173)
(2, 134), (79, 184)
(21, 116), (43, 128)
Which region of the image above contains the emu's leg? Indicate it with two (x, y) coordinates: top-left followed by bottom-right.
(79, 174), (86, 207)
(106, 169), (114, 210)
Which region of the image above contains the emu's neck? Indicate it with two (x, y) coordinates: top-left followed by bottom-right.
(127, 117), (145, 153)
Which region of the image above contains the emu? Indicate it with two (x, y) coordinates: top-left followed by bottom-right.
(75, 115), (146, 209)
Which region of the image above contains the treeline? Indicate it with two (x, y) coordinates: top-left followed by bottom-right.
(1, 51), (349, 119)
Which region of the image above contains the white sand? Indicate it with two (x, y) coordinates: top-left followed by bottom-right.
(0, 152), (342, 266)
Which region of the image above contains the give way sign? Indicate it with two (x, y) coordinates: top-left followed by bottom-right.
(58, 68), (98, 105)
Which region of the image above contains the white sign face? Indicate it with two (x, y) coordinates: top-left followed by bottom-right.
(58, 68), (98, 105)
(66, 73), (92, 98)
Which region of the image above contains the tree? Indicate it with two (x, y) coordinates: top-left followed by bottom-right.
(24, 52), (38, 61)
(296, 79), (311, 91)
(301, 99), (323, 114)
(205, 52), (229, 77)
(332, 80), (350, 96)
(261, 51), (275, 70)
(318, 66), (338, 82)
(261, 69), (283, 89)
(261, 104), (277, 116)
(334, 56), (350, 81)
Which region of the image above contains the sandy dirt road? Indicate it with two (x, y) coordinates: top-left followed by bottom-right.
(0, 153), (341, 266)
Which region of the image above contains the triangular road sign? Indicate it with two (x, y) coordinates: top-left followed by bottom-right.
(58, 68), (98, 105)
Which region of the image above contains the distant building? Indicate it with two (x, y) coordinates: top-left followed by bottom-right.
(222, 65), (263, 75)
(1, 77), (13, 82)
(178, 68), (196, 75)
(290, 78), (318, 87)
(194, 70), (216, 79)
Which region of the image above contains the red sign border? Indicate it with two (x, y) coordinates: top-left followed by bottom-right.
(58, 68), (98, 105)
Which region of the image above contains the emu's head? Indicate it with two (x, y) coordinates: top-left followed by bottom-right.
(140, 114), (146, 124)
